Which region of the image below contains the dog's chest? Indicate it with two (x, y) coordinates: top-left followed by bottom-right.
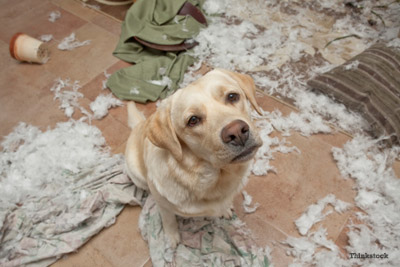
(193, 164), (248, 201)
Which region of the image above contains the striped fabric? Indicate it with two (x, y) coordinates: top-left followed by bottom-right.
(308, 44), (400, 144)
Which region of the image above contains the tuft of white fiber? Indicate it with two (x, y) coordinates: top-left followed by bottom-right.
(295, 194), (351, 236)
(48, 11), (61, 23)
(50, 78), (91, 119)
(90, 94), (123, 120)
(58, 33), (91, 51)
(242, 190), (260, 214)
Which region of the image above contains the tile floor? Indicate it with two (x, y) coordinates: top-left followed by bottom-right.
(1, 1), (399, 267)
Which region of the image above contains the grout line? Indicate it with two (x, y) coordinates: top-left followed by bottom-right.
(138, 257), (152, 267)
(256, 214), (291, 239)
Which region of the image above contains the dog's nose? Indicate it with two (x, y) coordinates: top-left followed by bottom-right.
(221, 120), (250, 146)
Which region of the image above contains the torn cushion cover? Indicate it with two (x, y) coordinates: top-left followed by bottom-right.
(308, 44), (400, 144)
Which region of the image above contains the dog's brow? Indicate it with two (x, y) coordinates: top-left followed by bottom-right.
(209, 84), (230, 99)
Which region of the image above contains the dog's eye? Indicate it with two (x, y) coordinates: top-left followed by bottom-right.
(187, 116), (201, 127)
(227, 93), (240, 103)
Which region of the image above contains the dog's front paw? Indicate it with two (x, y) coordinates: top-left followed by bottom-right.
(158, 206), (180, 248)
(165, 228), (180, 249)
(221, 206), (233, 219)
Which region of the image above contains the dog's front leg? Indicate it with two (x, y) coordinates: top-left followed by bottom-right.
(158, 205), (180, 248)
(221, 205), (234, 219)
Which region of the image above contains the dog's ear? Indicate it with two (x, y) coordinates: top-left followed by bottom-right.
(219, 69), (262, 114)
(145, 100), (183, 161)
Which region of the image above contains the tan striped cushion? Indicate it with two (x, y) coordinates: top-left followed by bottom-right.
(308, 44), (400, 144)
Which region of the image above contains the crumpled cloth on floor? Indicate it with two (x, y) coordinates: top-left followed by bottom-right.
(0, 159), (268, 267)
(107, 0), (205, 103)
(0, 157), (147, 267)
(139, 196), (270, 267)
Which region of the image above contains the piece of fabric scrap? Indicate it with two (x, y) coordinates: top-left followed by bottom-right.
(139, 196), (270, 267)
(107, 0), (205, 103)
(0, 159), (146, 267)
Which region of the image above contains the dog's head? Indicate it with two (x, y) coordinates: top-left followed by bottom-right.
(145, 69), (262, 167)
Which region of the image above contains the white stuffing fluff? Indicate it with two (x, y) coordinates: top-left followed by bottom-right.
(268, 110), (332, 137)
(50, 78), (91, 119)
(250, 108), (301, 176)
(284, 227), (348, 267)
(202, 0), (229, 15)
(130, 87), (140, 95)
(82, 3), (101, 10)
(188, 0), (392, 137)
(148, 76), (173, 89)
(242, 190), (260, 214)
(0, 121), (124, 264)
(51, 78), (121, 121)
(57, 33), (91, 51)
(179, 60), (203, 88)
(295, 194), (351, 236)
(332, 135), (400, 266)
(387, 38), (400, 48)
(344, 60), (360, 70)
(39, 34), (53, 42)
(0, 121), (116, 207)
(102, 71), (111, 90)
(48, 11), (61, 23)
(285, 136), (400, 266)
(191, 18), (285, 72)
(90, 94), (123, 120)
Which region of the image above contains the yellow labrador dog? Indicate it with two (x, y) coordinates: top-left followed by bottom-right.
(125, 69), (262, 247)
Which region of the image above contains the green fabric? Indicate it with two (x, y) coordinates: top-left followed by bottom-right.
(107, 0), (205, 103)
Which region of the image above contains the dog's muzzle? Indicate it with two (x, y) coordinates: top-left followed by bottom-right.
(221, 120), (261, 163)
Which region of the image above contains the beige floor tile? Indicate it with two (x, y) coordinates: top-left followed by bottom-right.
(83, 0), (131, 22)
(0, 0), (87, 43)
(79, 71), (111, 102)
(51, 0), (100, 22)
(52, 243), (113, 267)
(256, 94), (295, 116)
(334, 211), (365, 259)
(107, 100), (157, 130)
(0, 82), (67, 137)
(92, 112), (131, 151)
(243, 131), (355, 237)
(0, 0), (46, 19)
(52, 0), (124, 36)
(43, 22), (119, 85)
(141, 258), (153, 267)
(0, 40), (58, 99)
(113, 140), (127, 155)
(0, 40), (14, 71)
(232, 213), (293, 267)
(0, 63), (56, 99)
(89, 206), (150, 267)
(90, 11), (123, 36)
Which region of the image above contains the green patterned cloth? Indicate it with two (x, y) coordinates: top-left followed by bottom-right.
(107, 0), (205, 103)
